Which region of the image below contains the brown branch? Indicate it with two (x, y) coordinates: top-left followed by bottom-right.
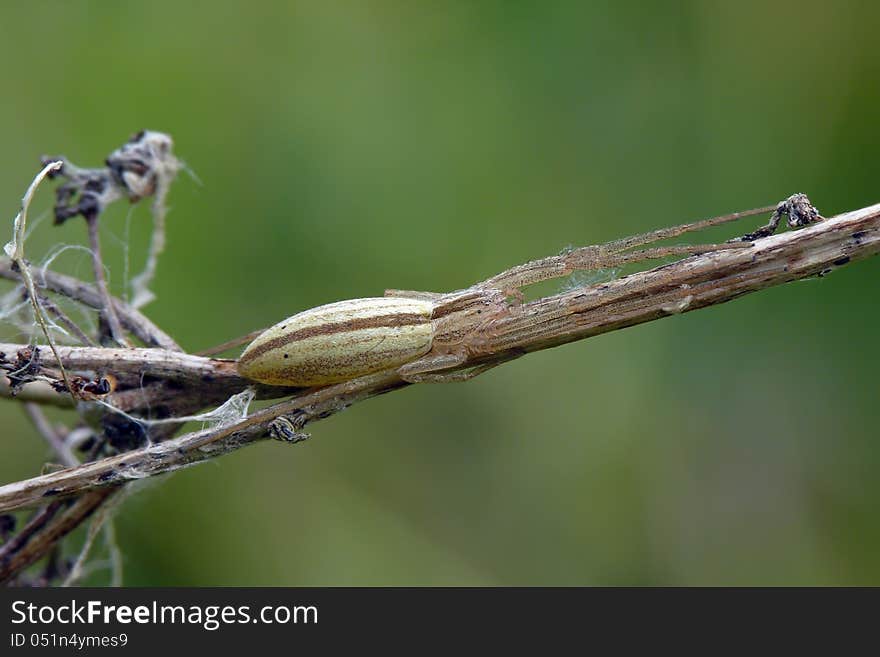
(23, 403), (79, 468)
(0, 488), (118, 584)
(0, 370), (404, 514)
(0, 344), (290, 412)
(84, 214), (128, 346)
(1, 200), (877, 517)
(0, 344), (239, 388)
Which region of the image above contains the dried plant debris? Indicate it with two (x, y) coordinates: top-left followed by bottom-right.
(42, 130), (183, 310)
(0, 514), (15, 542)
(268, 413), (311, 444)
(0, 345), (42, 393)
(42, 130), (180, 224)
(52, 373), (117, 399)
(738, 193), (823, 241)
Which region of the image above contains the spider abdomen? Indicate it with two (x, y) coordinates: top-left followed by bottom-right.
(237, 297), (434, 387)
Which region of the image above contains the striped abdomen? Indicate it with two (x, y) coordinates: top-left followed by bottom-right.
(237, 297), (434, 386)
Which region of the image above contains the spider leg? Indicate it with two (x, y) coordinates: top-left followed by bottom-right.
(480, 239), (751, 293)
(602, 204), (774, 254)
(399, 352), (508, 383)
(590, 242), (751, 269)
(477, 205), (771, 293)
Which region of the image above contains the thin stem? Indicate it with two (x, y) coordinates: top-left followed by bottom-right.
(6, 161), (76, 397)
(195, 328), (265, 357)
(23, 403), (79, 468)
(85, 215), (129, 347)
(36, 293), (96, 347)
(0, 489), (118, 585)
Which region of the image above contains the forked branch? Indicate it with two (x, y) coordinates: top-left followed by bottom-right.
(1, 199), (877, 522)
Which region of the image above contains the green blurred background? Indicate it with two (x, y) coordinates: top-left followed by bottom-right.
(1, 1), (878, 585)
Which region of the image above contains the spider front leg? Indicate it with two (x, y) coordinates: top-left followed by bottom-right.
(477, 204), (781, 293)
(398, 352), (505, 383)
